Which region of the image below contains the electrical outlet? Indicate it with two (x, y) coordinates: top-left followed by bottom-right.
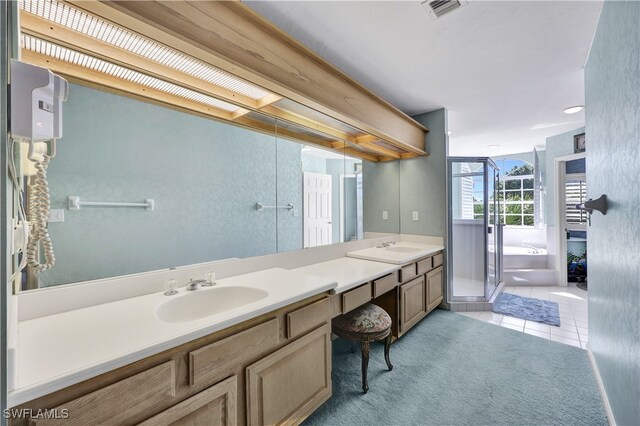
(412, 211), (419, 221)
(382, 211), (388, 220)
(48, 209), (65, 223)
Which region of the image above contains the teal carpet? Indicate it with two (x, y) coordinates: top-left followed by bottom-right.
(304, 310), (607, 426)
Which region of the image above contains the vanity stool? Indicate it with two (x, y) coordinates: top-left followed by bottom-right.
(332, 303), (393, 393)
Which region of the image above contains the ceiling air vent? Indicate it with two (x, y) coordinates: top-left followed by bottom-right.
(422, 0), (467, 20)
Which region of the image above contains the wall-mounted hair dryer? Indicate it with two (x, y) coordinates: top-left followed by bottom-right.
(9, 60), (68, 273)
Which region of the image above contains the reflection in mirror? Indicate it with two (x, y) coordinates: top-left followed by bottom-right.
(20, 84), (401, 290)
(362, 158), (401, 238)
(25, 83), (279, 289)
(274, 120), (359, 252)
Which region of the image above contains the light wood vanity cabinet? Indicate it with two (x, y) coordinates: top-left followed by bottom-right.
(246, 324), (332, 426)
(32, 361), (178, 426)
(426, 266), (444, 312)
(139, 375), (238, 426)
(397, 250), (445, 336)
(399, 275), (427, 334)
(11, 294), (332, 426)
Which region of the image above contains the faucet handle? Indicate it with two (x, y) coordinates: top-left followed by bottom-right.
(202, 271), (217, 287)
(164, 279), (178, 296)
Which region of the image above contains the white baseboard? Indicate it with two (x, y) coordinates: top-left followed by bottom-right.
(587, 343), (616, 425)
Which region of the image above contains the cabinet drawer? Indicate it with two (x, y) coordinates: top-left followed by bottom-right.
(342, 283), (372, 313)
(433, 252), (444, 268)
(400, 263), (418, 282)
(287, 297), (331, 339)
(373, 272), (398, 298)
(246, 324), (332, 426)
(189, 318), (279, 386)
(34, 361), (176, 426)
(139, 375), (237, 426)
(417, 257), (433, 275)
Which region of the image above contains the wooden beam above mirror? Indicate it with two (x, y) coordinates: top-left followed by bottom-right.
(18, 0), (429, 162)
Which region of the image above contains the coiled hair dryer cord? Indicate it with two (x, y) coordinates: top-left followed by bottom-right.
(26, 154), (55, 271)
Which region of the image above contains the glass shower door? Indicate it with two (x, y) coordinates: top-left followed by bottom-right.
(486, 164), (500, 298)
(449, 160), (486, 299)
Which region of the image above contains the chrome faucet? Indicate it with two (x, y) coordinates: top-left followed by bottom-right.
(186, 278), (207, 291)
(377, 241), (396, 248)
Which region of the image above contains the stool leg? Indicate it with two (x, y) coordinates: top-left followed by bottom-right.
(384, 334), (393, 371)
(361, 340), (370, 393)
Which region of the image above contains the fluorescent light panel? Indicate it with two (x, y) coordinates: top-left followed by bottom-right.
(22, 34), (241, 113)
(19, 0), (272, 101)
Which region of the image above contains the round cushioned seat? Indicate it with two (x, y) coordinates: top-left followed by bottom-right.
(332, 302), (394, 393)
(333, 303), (392, 335)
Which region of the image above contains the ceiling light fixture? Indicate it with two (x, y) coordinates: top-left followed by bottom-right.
(19, 0), (272, 101)
(563, 105), (584, 114)
(447, 131), (452, 136)
(487, 144), (499, 150)
(21, 35), (241, 113)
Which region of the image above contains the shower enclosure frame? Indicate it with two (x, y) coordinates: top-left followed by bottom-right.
(446, 157), (503, 303)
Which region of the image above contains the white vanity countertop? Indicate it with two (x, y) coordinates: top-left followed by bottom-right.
(290, 257), (400, 294)
(10, 268), (336, 407)
(346, 242), (444, 265)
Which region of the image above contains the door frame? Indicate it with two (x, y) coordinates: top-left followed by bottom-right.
(339, 173), (356, 243)
(553, 152), (586, 287)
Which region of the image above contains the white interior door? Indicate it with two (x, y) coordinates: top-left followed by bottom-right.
(303, 172), (332, 248)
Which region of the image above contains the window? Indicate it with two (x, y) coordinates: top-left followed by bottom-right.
(566, 175), (587, 229)
(496, 161), (535, 227)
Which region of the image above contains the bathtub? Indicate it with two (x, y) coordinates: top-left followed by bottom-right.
(503, 246), (547, 256)
(503, 245), (548, 269)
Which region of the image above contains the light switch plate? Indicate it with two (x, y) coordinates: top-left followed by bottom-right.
(412, 211), (419, 221)
(48, 209), (65, 223)
(382, 211), (388, 220)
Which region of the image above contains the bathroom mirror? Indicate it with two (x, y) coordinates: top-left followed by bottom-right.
(275, 123), (368, 253)
(20, 83), (400, 290)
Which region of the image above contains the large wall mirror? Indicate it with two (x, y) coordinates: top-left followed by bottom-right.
(21, 83), (400, 290)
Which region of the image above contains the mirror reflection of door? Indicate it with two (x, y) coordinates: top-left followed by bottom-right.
(303, 172), (332, 248)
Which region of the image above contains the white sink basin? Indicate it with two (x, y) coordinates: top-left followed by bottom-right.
(157, 286), (269, 323)
(385, 246), (423, 253)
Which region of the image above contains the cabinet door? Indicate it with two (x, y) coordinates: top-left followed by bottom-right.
(399, 275), (426, 334)
(426, 266), (444, 312)
(138, 376), (237, 426)
(33, 361), (176, 426)
(246, 324), (332, 426)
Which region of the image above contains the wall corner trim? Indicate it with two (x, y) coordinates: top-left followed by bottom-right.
(587, 343), (616, 425)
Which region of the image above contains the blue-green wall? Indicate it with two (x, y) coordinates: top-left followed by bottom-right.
(363, 160), (400, 234)
(399, 108), (448, 237)
(362, 108), (448, 238)
(585, 2), (640, 424)
(276, 138), (304, 253)
(40, 84), (303, 286)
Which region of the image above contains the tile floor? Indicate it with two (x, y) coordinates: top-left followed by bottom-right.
(456, 284), (588, 349)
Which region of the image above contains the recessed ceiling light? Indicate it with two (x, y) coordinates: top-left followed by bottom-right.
(563, 105), (584, 114)
(487, 144), (500, 149)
